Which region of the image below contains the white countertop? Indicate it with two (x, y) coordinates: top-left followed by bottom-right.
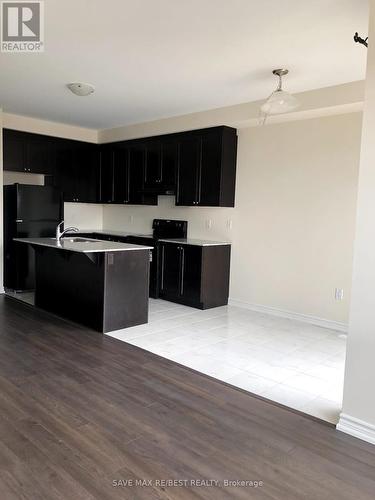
(67, 229), (231, 247)
(14, 237), (153, 254)
(158, 238), (231, 246)
(77, 229), (154, 238)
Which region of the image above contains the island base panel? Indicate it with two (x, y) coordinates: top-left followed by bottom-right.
(34, 248), (149, 333)
(103, 250), (150, 333)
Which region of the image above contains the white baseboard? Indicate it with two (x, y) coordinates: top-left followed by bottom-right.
(337, 413), (375, 445)
(228, 298), (347, 333)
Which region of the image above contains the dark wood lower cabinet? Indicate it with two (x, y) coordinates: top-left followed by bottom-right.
(34, 246), (150, 333)
(159, 242), (230, 309)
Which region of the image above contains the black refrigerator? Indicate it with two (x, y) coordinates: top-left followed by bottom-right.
(3, 184), (63, 291)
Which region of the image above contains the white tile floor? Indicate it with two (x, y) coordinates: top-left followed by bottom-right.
(107, 299), (346, 424)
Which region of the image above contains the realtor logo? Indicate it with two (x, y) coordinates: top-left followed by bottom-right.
(1, 1), (44, 52)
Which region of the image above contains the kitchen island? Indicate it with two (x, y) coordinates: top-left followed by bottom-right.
(14, 237), (152, 333)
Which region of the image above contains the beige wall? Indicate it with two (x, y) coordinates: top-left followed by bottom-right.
(338, 0), (375, 441)
(233, 114), (360, 323)
(103, 112), (362, 326)
(3, 171), (45, 186)
(64, 202), (103, 230)
(98, 81), (364, 142)
(3, 113), (97, 142)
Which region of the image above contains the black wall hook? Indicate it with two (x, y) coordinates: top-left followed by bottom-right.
(354, 32), (368, 48)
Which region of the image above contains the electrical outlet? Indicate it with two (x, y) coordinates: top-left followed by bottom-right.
(129, 215), (134, 224)
(334, 288), (344, 301)
(205, 219), (213, 230)
(226, 219), (233, 230)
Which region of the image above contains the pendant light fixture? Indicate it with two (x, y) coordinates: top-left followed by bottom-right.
(260, 69), (299, 125)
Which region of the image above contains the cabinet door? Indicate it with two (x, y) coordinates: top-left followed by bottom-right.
(198, 131), (222, 206)
(26, 136), (54, 174)
(74, 145), (100, 203)
(55, 142), (76, 202)
(144, 141), (161, 188)
(128, 146), (146, 204)
(160, 243), (182, 297)
(99, 148), (114, 203)
(113, 148), (130, 203)
(180, 245), (202, 302)
(160, 140), (177, 191)
(3, 129), (25, 172)
(176, 136), (200, 206)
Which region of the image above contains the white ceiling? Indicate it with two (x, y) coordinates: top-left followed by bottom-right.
(0, 0), (369, 130)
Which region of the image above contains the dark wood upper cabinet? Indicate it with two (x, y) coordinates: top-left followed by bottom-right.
(75, 144), (100, 203)
(142, 139), (177, 194)
(144, 141), (161, 189)
(175, 135), (200, 206)
(99, 145), (157, 206)
(99, 147), (114, 203)
(3, 125), (237, 207)
(128, 145), (149, 204)
(26, 136), (55, 174)
(3, 129), (25, 172)
(113, 148), (130, 204)
(160, 140), (177, 193)
(55, 142), (75, 201)
(3, 129), (55, 174)
(176, 126), (237, 207)
(55, 140), (100, 203)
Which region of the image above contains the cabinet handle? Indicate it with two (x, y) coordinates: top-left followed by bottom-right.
(179, 246), (185, 296)
(160, 245), (165, 291)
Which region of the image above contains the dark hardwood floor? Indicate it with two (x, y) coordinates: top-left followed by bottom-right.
(0, 295), (374, 500)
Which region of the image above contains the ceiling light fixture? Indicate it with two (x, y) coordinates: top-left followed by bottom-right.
(67, 82), (95, 97)
(260, 69), (299, 125)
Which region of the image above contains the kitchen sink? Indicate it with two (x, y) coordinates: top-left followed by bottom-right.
(62, 237), (98, 243)
(49, 237), (98, 243)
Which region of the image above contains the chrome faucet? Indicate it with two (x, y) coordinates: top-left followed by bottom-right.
(56, 221), (79, 241)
